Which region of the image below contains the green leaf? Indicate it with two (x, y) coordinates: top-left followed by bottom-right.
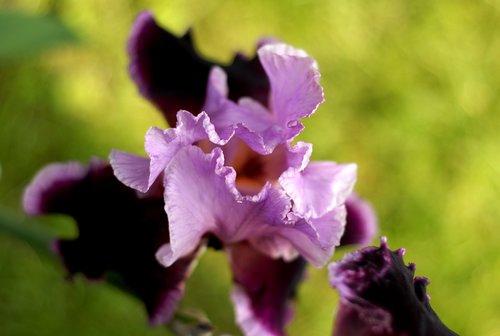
(0, 207), (53, 255)
(0, 10), (78, 60)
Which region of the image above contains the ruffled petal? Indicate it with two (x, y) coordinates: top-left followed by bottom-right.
(156, 145), (337, 268)
(203, 67), (278, 155)
(280, 161), (357, 218)
(203, 42), (325, 154)
(340, 194), (378, 246)
(156, 146), (291, 266)
(329, 237), (458, 336)
(110, 110), (233, 193)
(128, 11), (269, 126)
(23, 160), (200, 325)
(258, 43), (324, 139)
(278, 206), (347, 267)
(228, 242), (306, 336)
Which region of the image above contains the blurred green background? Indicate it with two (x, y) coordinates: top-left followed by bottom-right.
(0, 0), (499, 335)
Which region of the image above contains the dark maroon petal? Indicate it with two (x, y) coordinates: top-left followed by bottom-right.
(224, 50), (270, 106)
(329, 237), (458, 336)
(228, 242), (306, 336)
(339, 194), (378, 247)
(128, 11), (269, 126)
(23, 159), (199, 325)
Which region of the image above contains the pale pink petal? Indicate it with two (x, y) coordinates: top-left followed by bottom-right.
(258, 43), (324, 139)
(156, 145), (334, 267)
(203, 67), (280, 154)
(111, 110), (234, 193)
(109, 151), (150, 192)
(156, 145), (291, 266)
(280, 162), (357, 218)
(277, 207), (347, 268)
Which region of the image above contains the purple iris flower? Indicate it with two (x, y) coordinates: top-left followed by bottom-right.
(22, 159), (201, 325)
(329, 237), (458, 336)
(112, 33), (357, 334)
(22, 11), (378, 336)
(127, 12), (377, 251)
(114, 11), (379, 336)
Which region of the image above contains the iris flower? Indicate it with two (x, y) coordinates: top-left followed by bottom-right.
(23, 11), (377, 336)
(112, 11), (364, 335)
(329, 237), (458, 336)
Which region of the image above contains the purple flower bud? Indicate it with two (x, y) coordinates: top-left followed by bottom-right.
(329, 237), (458, 336)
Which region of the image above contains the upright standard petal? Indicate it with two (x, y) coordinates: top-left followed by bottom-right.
(329, 237), (458, 336)
(228, 242), (306, 336)
(202, 66), (282, 155)
(258, 43), (324, 139)
(23, 160), (200, 325)
(128, 11), (269, 126)
(201, 44), (324, 154)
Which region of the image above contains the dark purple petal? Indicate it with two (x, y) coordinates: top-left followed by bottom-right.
(339, 194), (378, 246)
(329, 237), (458, 336)
(22, 159), (200, 325)
(228, 242), (306, 336)
(128, 11), (269, 126)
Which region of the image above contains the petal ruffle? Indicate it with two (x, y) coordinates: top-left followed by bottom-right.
(203, 67), (281, 155)
(280, 161), (357, 218)
(258, 43), (324, 139)
(228, 242), (306, 336)
(128, 11), (269, 126)
(277, 207), (347, 267)
(23, 160), (200, 325)
(329, 237), (458, 336)
(202, 44), (324, 154)
(156, 146), (290, 266)
(110, 110), (233, 192)
(155, 145), (338, 268)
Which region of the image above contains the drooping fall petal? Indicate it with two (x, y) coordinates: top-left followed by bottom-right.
(228, 242), (306, 336)
(23, 160), (201, 325)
